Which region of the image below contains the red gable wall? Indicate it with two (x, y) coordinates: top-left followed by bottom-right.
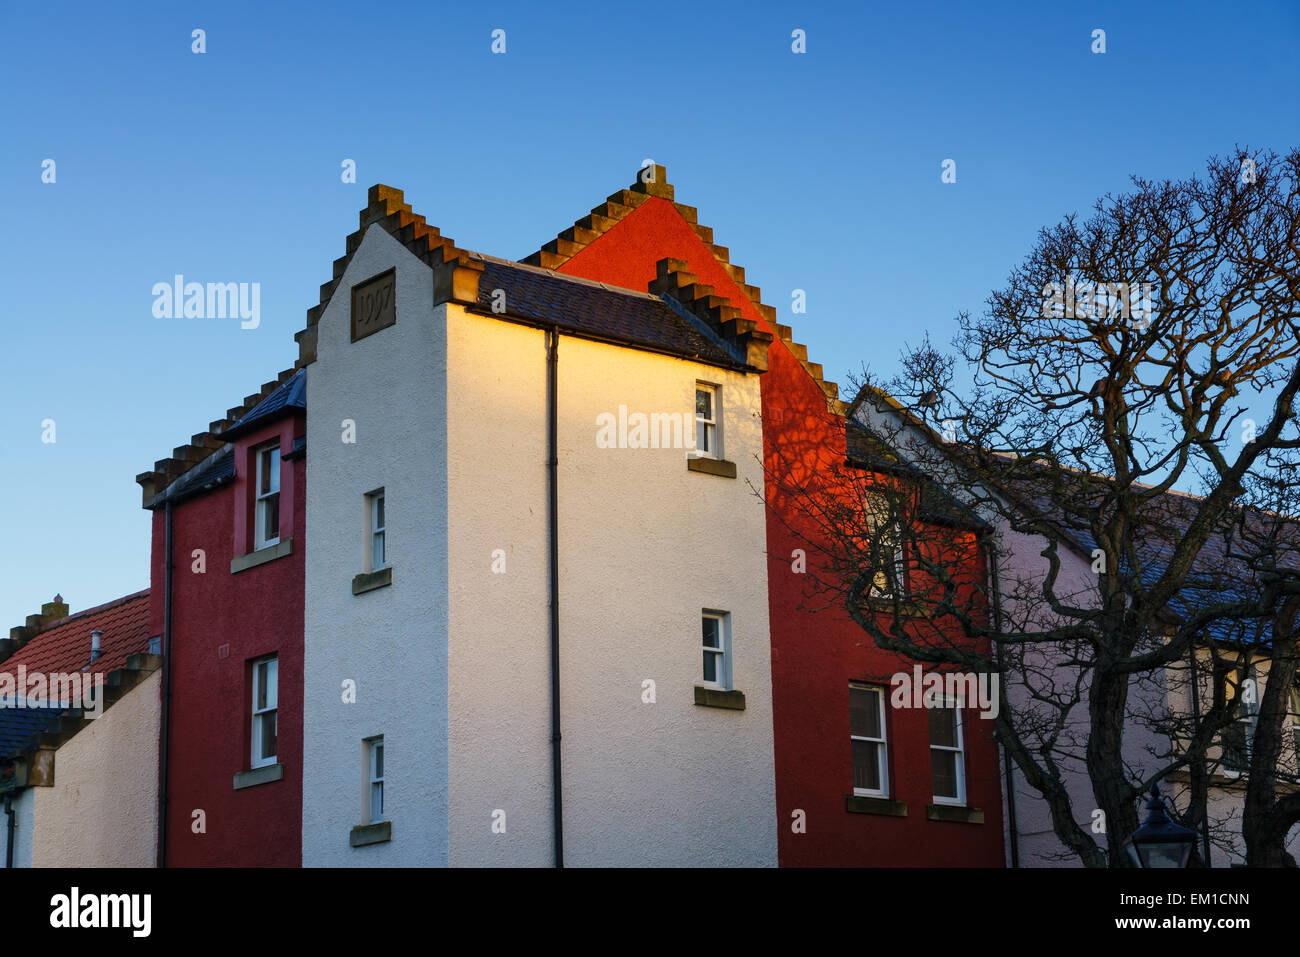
(150, 415), (303, 867)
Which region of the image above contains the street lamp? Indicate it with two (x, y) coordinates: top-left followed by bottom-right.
(1125, 783), (1196, 868)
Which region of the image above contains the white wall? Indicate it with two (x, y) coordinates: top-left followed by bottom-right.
(302, 225), (777, 865)
(444, 308), (777, 866)
(302, 226), (449, 866)
(33, 670), (161, 868)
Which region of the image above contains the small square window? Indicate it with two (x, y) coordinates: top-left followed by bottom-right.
(254, 443), (281, 551)
(695, 384), (720, 459)
(700, 611), (731, 689)
(850, 683), (889, 797)
(929, 701), (965, 805)
(250, 656), (278, 769)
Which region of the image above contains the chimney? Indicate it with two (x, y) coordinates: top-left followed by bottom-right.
(90, 630), (103, 663)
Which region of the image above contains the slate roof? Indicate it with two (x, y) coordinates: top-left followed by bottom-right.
(472, 255), (749, 371)
(221, 368), (306, 441)
(986, 457), (1300, 645)
(0, 707), (60, 756)
(0, 590), (152, 691)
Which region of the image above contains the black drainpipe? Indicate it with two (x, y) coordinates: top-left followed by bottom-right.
(988, 539), (1019, 868)
(156, 499), (175, 868)
(546, 327), (564, 868)
(1186, 643), (1212, 867)
(4, 793), (15, 868)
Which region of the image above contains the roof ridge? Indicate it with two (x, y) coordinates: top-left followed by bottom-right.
(522, 164), (844, 414)
(38, 588), (150, 631)
(469, 252), (663, 301)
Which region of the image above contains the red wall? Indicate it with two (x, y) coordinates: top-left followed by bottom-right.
(150, 414), (303, 867)
(556, 196), (1005, 866)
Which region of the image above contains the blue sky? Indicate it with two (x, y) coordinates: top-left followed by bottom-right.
(2, 0), (1296, 625)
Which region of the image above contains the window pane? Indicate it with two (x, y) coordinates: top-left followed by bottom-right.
(373, 531), (385, 569)
(256, 662), (268, 710)
(850, 687), (881, 738)
(266, 658), (277, 709)
(697, 420), (709, 453)
(932, 750), (957, 798)
(930, 706), (958, 748)
(696, 389), (712, 420)
(374, 742), (383, 779)
(852, 739), (881, 791)
(376, 495), (385, 530)
(259, 711), (277, 760)
(703, 650), (717, 683)
(702, 617), (720, 649)
(263, 493), (280, 541)
(372, 781), (383, 819)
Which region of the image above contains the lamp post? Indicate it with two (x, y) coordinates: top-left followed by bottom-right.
(1125, 783), (1196, 868)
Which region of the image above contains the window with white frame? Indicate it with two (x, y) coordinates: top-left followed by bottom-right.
(1222, 663), (1260, 773)
(929, 700), (966, 804)
(850, 683), (889, 797)
(700, 611), (731, 689)
(254, 442), (281, 551)
(367, 489), (386, 571)
(695, 383), (720, 458)
(365, 736), (385, 824)
(864, 491), (904, 598)
(250, 656), (278, 769)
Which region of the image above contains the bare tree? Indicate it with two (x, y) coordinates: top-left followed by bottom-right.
(768, 148), (1300, 866)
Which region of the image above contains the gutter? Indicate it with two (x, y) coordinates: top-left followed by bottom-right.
(156, 500), (174, 868)
(1186, 643), (1212, 867)
(4, 793), (15, 868)
(988, 541), (1020, 868)
(546, 326), (564, 868)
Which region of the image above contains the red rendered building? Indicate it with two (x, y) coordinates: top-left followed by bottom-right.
(138, 369), (305, 866)
(526, 166), (1005, 866)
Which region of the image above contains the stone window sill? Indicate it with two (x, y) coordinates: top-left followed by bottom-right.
(231, 538), (293, 574)
(694, 686), (745, 710)
(686, 457), (737, 479)
(352, 567), (393, 595)
(926, 803), (984, 824)
(350, 821), (391, 847)
(845, 794), (908, 817)
(233, 763), (283, 790)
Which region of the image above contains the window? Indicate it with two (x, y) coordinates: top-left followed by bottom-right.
(365, 736), (385, 824)
(929, 701), (966, 804)
(1291, 689), (1300, 762)
(695, 383), (720, 458)
(850, 683), (889, 797)
(250, 656), (278, 769)
(700, 612), (731, 689)
(254, 442), (281, 550)
(1222, 663), (1259, 774)
(368, 489), (386, 571)
(864, 492), (904, 598)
